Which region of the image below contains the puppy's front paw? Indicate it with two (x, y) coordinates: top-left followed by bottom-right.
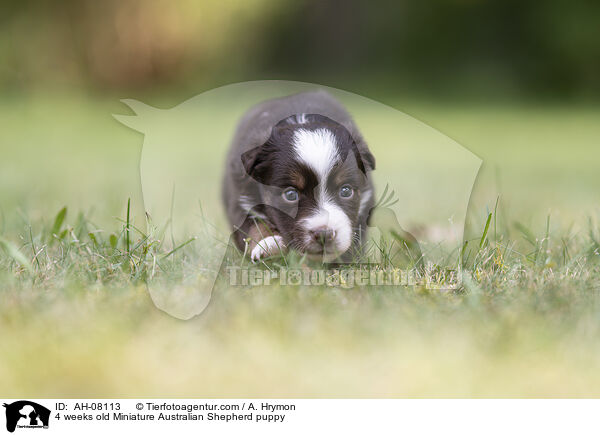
(250, 235), (286, 262)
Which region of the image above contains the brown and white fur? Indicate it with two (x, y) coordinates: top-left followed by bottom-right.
(222, 91), (375, 262)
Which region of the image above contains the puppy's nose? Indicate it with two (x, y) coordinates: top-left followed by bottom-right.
(310, 227), (336, 245)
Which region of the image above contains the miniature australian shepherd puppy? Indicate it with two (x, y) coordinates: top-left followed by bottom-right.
(222, 91), (375, 262)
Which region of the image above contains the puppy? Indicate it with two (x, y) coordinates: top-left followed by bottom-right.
(222, 91), (375, 262)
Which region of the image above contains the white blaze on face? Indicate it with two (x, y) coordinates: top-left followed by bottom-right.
(293, 128), (339, 180)
(292, 128), (352, 258)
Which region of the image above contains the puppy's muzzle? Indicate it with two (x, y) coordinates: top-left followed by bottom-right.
(309, 226), (336, 245)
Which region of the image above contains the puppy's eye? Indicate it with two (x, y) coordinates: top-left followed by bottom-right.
(339, 184), (354, 199)
(282, 187), (299, 202)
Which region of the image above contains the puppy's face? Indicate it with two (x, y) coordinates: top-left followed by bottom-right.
(242, 115), (375, 261)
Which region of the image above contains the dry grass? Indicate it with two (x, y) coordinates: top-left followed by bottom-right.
(2, 95), (600, 397)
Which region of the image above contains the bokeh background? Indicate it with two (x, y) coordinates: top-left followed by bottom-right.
(3, 0), (599, 99)
(2, 0), (600, 397)
(1, 0), (599, 229)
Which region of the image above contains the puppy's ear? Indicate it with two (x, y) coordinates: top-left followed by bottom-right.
(360, 148), (376, 171)
(241, 145), (271, 183)
(352, 141), (376, 173)
(240, 146), (260, 175)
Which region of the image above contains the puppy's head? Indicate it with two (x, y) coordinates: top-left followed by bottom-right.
(241, 114), (375, 261)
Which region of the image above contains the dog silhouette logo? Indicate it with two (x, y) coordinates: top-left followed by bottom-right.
(115, 81), (481, 319)
(3, 401), (50, 433)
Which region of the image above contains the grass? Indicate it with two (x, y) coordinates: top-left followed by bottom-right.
(1, 93), (600, 397)
(2, 202), (600, 398)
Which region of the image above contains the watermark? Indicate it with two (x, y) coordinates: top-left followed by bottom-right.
(115, 80), (480, 319)
(226, 265), (460, 290)
(3, 401), (50, 433)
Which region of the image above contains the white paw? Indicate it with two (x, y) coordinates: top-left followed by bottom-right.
(250, 235), (286, 262)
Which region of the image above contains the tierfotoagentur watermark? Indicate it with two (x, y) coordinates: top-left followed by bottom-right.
(226, 265), (460, 290)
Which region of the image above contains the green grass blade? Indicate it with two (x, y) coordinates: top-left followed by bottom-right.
(479, 213), (492, 249)
(162, 237), (197, 259)
(126, 198), (131, 256)
(0, 237), (33, 273)
(109, 234), (118, 250)
(50, 207), (67, 240)
(514, 221), (537, 246)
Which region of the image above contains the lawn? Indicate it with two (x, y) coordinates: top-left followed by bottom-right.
(1, 90), (600, 397)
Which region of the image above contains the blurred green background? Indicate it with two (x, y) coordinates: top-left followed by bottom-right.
(2, 0), (600, 398)
(1, 0), (599, 99)
(1, 0), (599, 240)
